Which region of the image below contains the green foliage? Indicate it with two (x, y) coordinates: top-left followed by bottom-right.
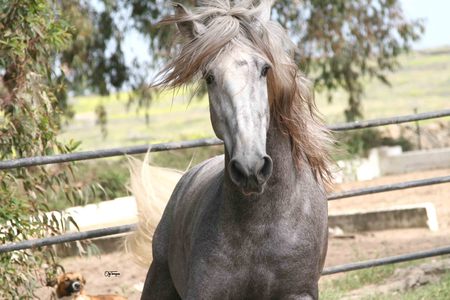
(54, 0), (423, 125)
(58, 1), (129, 96)
(335, 128), (413, 159)
(320, 265), (396, 299)
(272, 0), (424, 120)
(320, 261), (450, 300)
(74, 160), (130, 205)
(0, 197), (64, 298)
(96, 166), (128, 200)
(48, 147), (225, 210)
(0, 1), (93, 298)
(40, 147), (226, 211)
(95, 103), (108, 138)
(364, 271), (450, 299)
(64, 0), (423, 121)
(151, 145), (224, 170)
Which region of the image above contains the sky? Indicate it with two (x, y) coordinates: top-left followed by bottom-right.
(400, 0), (450, 49)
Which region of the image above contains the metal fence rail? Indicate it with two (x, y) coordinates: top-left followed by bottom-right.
(2, 174), (449, 254)
(328, 175), (450, 200)
(322, 245), (450, 275)
(1, 109), (450, 282)
(329, 108), (450, 131)
(1, 109), (449, 170)
(0, 138), (223, 170)
(0, 224), (136, 254)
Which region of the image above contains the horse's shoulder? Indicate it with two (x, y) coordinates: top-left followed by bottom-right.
(179, 155), (224, 187)
(169, 155), (224, 206)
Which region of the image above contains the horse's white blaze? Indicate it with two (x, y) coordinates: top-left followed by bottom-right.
(207, 48), (269, 162)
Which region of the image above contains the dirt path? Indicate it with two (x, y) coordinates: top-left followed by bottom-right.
(35, 168), (450, 299)
(326, 168), (450, 268)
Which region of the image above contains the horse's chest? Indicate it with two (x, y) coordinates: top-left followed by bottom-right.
(193, 227), (318, 298)
(218, 224), (315, 276)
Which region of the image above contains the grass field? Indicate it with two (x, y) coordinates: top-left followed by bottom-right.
(319, 258), (450, 299)
(59, 49), (450, 151)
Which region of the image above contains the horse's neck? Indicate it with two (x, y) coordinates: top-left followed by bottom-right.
(222, 121), (300, 223)
(266, 121), (298, 187)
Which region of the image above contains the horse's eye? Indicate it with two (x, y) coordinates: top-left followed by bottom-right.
(261, 64), (271, 77)
(205, 73), (215, 85)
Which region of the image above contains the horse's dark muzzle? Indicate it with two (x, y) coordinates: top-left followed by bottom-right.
(229, 155), (273, 194)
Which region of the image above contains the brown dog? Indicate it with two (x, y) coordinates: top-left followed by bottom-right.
(47, 272), (127, 300)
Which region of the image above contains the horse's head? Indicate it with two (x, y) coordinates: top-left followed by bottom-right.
(207, 45), (273, 195)
(175, 2), (274, 195)
(160, 0), (330, 193)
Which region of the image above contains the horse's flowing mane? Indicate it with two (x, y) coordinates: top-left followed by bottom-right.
(155, 0), (332, 184)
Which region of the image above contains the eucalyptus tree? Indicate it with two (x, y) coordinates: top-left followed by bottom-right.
(60, 0), (423, 120)
(0, 1), (82, 298)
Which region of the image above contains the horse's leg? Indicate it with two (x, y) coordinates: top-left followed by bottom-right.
(282, 293), (315, 300)
(140, 260), (180, 300)
(140, 211), (180, 300)
(282, 285), (319, 300)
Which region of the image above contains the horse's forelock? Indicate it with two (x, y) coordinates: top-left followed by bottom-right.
(154, 6), (243, 87)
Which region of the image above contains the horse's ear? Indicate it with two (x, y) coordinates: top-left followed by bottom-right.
(174, 3), (205, 39)
(253, 0), (274, 23)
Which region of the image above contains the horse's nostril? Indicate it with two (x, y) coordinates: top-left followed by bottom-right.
(258, 155), (273, 180)
(229, 159), (248, 183)
(229, 156), (273, 189)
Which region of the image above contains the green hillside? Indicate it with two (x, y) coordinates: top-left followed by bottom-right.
(59, 49), (450, 151)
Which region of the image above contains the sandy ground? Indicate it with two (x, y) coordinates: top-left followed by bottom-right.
(35, 168), (450, 299)
(326, 168), (450, 266)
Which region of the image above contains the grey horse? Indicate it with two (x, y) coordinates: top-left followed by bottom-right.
(130, 1), (332, 299)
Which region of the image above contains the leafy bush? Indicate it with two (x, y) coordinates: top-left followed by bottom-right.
(0, 1), (90, 298)
(335, 128), (413, 159)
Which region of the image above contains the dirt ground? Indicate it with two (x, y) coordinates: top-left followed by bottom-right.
(35, 168), (450, 299)
(326, 168), (450, 267)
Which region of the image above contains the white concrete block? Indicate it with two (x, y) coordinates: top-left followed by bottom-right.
(329, 202), (439, 232)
